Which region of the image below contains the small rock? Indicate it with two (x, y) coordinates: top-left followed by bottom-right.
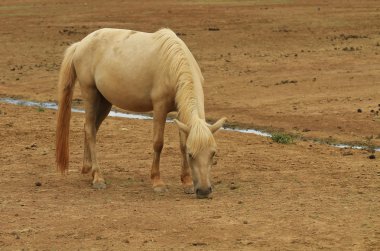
(229, 182), (239, 190)
(192, 242), (207, 246)
(368, 154), (376, 159)
(26, 143), (38, 150)
(208, 27), (220, 31)
(35, 181), (42, 186)
(357, 109), (362, 113)
(243, 220), (248, 224)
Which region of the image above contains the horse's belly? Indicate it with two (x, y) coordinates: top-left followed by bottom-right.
(96, 79), (154, 112)
(110, 93), (153, 113)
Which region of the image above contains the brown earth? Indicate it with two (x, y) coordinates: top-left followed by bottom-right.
(0, 0), (379, 250)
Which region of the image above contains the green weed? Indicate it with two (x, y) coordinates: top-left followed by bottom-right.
(37, 107), (45, 112)
(271, 132), (294, 144)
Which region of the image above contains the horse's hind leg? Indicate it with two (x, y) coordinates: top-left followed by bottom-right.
(82, 94), (111, 174)
(81, 84), (111, 189)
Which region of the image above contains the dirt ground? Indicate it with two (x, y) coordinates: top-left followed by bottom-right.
(0, 0), (379, 250)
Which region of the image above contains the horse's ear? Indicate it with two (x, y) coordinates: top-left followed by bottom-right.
(209, 117), (227, 134)
(174, 119), (190, 135)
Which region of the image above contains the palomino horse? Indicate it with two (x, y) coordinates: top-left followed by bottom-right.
(56, 28), (226, 199)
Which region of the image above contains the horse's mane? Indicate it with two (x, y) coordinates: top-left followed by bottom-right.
(154, 28), (214, 156)
(154, 28), (200, 124)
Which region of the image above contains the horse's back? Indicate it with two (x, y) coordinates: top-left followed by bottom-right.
(73, 28), (167, 111)
(74, 28), (158, 75)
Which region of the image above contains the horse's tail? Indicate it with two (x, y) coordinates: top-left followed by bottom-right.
(56, 43), (79, 174)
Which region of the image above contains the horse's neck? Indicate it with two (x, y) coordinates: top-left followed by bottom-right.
(176, 79), (205, 126)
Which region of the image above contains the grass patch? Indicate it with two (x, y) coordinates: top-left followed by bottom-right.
(36, 107), (45, 112)
(271, 132), (294, 144)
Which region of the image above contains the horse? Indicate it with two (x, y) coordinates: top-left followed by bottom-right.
(56, 28), (226, 199)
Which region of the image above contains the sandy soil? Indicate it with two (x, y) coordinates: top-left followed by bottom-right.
(0, 0), (379, 250)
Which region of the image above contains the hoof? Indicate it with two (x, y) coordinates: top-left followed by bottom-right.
(153, 185), (168, 193)
(183, 185), (194, 194)
(92, 181), (106, 189)
(81, 165), (91, 174)
(196, 194), (213, 199)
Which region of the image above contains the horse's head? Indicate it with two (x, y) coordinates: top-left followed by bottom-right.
(174, 117), (226, 199)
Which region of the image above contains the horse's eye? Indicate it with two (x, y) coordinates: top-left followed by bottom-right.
(211, 151), (216, 158)
(188, 153), (194, 159)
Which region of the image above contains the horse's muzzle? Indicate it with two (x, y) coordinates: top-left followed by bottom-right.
(196, 187), (212, 199)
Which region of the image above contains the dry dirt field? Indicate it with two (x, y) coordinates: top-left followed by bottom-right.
(0, 0), (379, 250)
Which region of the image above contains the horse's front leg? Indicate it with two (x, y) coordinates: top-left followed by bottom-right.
(179, 130), (194, 194)
(150, 106), (168, 192)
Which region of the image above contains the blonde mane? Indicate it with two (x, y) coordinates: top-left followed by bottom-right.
(186, 120), (216, 156)
(154, 28), (215, 156)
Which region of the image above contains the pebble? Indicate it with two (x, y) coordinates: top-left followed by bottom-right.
(229, 183), (239, 190)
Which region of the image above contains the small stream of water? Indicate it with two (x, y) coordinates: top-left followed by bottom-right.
(1, 97), (378, 151)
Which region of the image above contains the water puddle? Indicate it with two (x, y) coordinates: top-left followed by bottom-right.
(0, 97), (378, 151)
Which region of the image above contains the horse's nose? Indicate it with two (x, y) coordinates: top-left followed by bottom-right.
(196, 187), (212, 199)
